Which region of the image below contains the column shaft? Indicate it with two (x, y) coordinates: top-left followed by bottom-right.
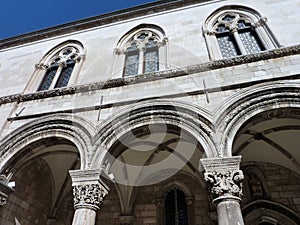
(215, 195), (244, 225)
(72, 208), (97, 225)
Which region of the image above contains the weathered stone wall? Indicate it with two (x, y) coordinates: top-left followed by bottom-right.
(0, 160), (53, 225)
(242, 162), (300, 213)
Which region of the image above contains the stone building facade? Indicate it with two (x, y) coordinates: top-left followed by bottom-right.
(0, 0), (299, 224)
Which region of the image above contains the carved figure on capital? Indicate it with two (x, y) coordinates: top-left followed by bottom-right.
(204, 169), (244, 199)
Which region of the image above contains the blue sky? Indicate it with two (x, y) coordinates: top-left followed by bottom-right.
(1, 0), (157, 40)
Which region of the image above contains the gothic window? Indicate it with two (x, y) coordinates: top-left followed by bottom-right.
(115, 25), (167, 77)
(124, 31), (160, 76)
(36, 42), (84, 91)
(203, 6), (279, 60)
(164, 188), (189, 225)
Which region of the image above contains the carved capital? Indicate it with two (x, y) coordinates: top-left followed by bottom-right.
(253, 17), (268, 28)
(58, 62), (67, 68)
(201, 156), (244, 200)
(155, 198), (164, 207)
(203, 28), (216, 36)
(75, 54), (85, 63)
(185, 196), (194, 205)
(204, 170), (244, 198)
(114, 48), (124, 55)
(73, 183), (108, 210)
(35, 63), (48, 70)
(69, 169), (110, 211)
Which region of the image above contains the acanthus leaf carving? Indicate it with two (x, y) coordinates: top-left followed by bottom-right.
(73, 183), (108, 210)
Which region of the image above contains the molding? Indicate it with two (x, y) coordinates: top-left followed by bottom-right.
(0, 44), (299, 106)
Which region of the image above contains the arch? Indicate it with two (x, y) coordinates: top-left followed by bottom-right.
(90, 99), (216, 170)
(117, 24), (166, 47)
(242, 200), (300, 225)
(214, 81), (300, 157)
(203, 5), (279, 60)
(0, 113), (96, 174)
(40, 40), (84, 64)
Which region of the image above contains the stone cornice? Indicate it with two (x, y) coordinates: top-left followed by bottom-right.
(0, 44), (299, 106)
(0, 0), (210, 49)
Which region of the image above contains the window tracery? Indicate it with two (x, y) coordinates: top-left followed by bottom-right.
(34, 41), (84, 92)
(115, 25), (167, 77)
(124, 31), (160, 76)
(203, 6), (279, 60)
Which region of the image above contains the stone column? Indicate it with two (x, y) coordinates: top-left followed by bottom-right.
(69, 169), (110, 225)
(200, 156), (245, 225)
(0, 176), (14, 207)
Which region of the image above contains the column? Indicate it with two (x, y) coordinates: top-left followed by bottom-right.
(200, 156), (244, 225)
(49, 62), (65, 89)
(69, 169), (110, 225)
(0, 176), (14, 208)
(231, 28), (247, 55)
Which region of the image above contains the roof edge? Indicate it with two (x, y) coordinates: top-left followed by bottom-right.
(0, 0), (211, 50)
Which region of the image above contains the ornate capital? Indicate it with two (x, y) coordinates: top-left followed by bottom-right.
(155, 198), (164, 207)
(35, 63), (48, 70)
(73, 183), (108, 210)
(201, 156), (244, 200)
(58, 62), (67, 68)
(203, 28), (216, 36)
(204, 170), (244, 198)
(114, 47), (124, 55)
(185, 196), (194, 205)
(253, 17), (268, 28)
(69, 169), (110, 211)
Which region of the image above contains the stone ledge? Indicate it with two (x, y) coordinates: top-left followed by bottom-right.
(0, 44), (299, 106)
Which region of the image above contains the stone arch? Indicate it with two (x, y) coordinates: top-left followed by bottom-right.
(242, 200), (300, 225)
(116, 23), (166, 47)
(214, 81), (300, 157)
(0, 113), (96, 174)
(91, 99), (216, 169)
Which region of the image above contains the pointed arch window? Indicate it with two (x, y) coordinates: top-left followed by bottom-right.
(164, 188), (189, 225)
(36, 43), (84, 91)
(203, 6), (279, 60)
